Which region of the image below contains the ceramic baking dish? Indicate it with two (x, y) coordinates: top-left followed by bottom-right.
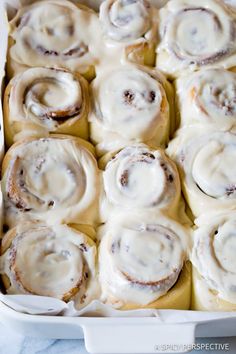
(2, 299), (236, 354)
(1, 1), (236, 353)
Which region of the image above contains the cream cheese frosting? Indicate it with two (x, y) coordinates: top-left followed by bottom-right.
(101, 144), (181, 220)
(8, 0), (159, 78)
(192, 212), (236, 304)
(0, 223), (99, 308)
(156, 0), (236, 78)
(98, 213), (190, 306)
(2, 136), (101, 228)
(99, 216), (188, 307)
(167, 129), (236, 217)
(4, 67), (90, 144)
(99, 0), (158, 67)
(100, 0), (152, 42)
(175, 69), (236, 131)
(89, 64), (171, 156)
(8, 0), (103, 78)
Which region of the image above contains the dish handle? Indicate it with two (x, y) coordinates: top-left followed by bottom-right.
(82, 322), (196, 353)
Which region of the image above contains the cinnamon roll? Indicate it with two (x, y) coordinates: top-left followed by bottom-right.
(156, 0), (236, 78)
(167, 129), (236, 218)
(176, 69), (236, 132)
(4, 67), (90, 146)
(100, 144), (181, 221)
(99, 0), (157, 66)
(191, 212), (236, 311)
(7, 0), (102, 80)
(98, 214), (191, 310)
(89, 65), (172, 156)
(0, 223), (98, 308)
(1, 136), (101, 229)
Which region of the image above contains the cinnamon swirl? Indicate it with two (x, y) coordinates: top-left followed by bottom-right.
(1, 136), (101, 229)
(4, 67), (90, 146)
(0, 223), (98, 308)
(156, 0), (236, 78)
(89, 64), (172, 156)
(176, 69), (236, 132)
(100, 144), (181, 221)
(167, 129), (236, 218)
(99, 0), (157, 66)
(7, 0), (102, 80)
(191, 212), (236, 310)
(98, 214), (191, 310)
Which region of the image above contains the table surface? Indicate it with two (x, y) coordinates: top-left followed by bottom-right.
(0, 322), (236, 354)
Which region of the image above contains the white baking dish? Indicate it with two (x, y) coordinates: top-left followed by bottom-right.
(1, 1), (236, 353)
(2, 299), (236, 354)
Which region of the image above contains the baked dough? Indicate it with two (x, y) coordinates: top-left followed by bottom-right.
(191, 212), (236, 310)
(0, 222), (99, 309)
(1, 135), (101, 228)
(89, 64), (173, 156)
(98, 213), (191, 310)
(7, 0), (102, 80)
(4, 67), (90, 146)
(156, 0), (236, 78)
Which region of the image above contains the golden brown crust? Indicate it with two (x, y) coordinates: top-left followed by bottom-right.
(1, 227), (17, 254)
(1, 274), (11, 292)
(125, 41), (156, 67)
(1, 228), (18, 292)
(3, 81), (14, 146)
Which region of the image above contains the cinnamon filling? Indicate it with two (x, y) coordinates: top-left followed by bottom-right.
(120, 169), (129, 186)
(23, 76), (83, 123)
(226, 184), (236, 196)
(109, 224), (183, 296)
(63, 43), (88, 58)
(122, 89), (157, 106)
(6, 157), (46, 211)
(119, 153), (156, 187)
(123, 90), (135, 104)
(121, 267), (179, 290)
(36, 43), (88, 58)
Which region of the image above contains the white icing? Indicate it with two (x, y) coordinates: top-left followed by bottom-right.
(192, 141), (236, 199)
(192, 212), (236, 304)
(99, 215), (189, 306)
(156, 0), (236, 78)
(9, 67), (87, 132)
(97, 0), (159, 70)
(102, 144), (180, 217)
(2, 137), (100, 227)
(176, 69), (236, 131)
(100, 0), (152, 42)
(89, 65), (170, 155)
(0, 223), (98, 308)
(168, 129), (236, 217)
(9, 0), (103, 75)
